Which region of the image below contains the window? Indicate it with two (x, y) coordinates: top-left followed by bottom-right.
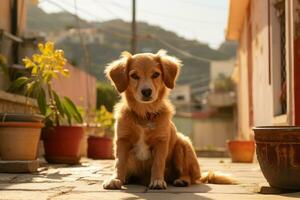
(176, 95), (185, 101)
(271, 0), (287, 116)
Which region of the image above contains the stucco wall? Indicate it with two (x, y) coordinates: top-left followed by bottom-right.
(250, 0), (274, 126)
(173, 115), (234, 149)
(52, 64), (97, 112)
(236, 1), (281, 139)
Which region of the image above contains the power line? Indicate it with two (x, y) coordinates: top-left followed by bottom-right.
(45, 0), (105, 21)
(73, 0), (92, 112)
(177, 0), (226, 10)
(152, 35), (214, 63)
(95, 0), (224, 25)
(139, 10), (224, 25)
(41, 0), (217, 63)
(44, 0), (132, 38)
(100, 0), (225, 10)
(92, 0), (122, 19)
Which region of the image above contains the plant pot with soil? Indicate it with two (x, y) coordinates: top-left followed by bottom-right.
(253, 126), (300, 190)
(227, 140), (255, 163)
(0, 55), (44, 162)
(227, 131), (255, 163)
(0, 121), (43, 160)
(11, 41), (84, 164)
(88, 106), (114, 159)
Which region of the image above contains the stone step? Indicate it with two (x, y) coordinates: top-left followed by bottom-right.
(0, 159), (39, 173)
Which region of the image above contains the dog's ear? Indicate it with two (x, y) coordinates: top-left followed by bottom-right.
(105, 51), (132, 93)
(156, 50), (181, 89)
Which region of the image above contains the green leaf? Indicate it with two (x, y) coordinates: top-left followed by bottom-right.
(37, 88), (47, 115)
(25, 81), (37, 96)
(8, 76), (29, 92)
(53, 91), (65, 118)
(63, 97), (83, 124)
(61, 99), (72, 125)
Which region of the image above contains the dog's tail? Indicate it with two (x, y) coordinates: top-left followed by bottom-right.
(197, 171), (238, 184)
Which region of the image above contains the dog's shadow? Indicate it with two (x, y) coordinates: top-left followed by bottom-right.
(121, 184), (213, 200)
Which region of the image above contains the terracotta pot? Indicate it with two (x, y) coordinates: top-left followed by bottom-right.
(0, 113), (44, 122)
(81, 125), (103, 157)
(42, 126), (84, 164)
(88, 136), (114, 159)
(0, 122), (43, 160)
(227, 140), (255, 163)
(254, 126), (300, 190)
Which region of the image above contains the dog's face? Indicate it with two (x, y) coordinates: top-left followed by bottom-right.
(105, 50), (181, 103)
(128, 54), (163, 103)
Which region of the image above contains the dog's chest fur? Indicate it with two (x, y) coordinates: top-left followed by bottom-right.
(133, 130), (151, 161)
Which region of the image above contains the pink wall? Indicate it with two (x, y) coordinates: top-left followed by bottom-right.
(52, 63), (97, 111)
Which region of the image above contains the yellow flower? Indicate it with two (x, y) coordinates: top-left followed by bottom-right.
(23, 41), (69, 82)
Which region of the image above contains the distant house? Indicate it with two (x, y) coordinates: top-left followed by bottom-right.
(226, 0), (300, 139)
(52, 28), (105, 44)
(170, 84), (192, 105)
(210, 59), (235, 81)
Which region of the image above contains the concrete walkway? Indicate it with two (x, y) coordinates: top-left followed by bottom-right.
(0, 158), (299, 200)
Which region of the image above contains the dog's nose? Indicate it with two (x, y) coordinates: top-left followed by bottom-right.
(141, 88), (152, 98)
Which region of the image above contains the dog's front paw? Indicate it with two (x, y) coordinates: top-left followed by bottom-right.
(103, 178), (123, 189)
(173, 179), (189, 187)
(149, 179), (167, 189)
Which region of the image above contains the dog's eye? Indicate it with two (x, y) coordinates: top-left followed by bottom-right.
(151, 72), (160, 79)
(130, 73), (140, 80)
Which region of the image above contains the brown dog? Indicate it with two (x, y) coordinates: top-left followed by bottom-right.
(103, 50), (234, 189)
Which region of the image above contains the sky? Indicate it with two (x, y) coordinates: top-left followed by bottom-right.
(39, 0), (229, 49)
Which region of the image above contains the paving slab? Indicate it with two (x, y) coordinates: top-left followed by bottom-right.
(51, 191), (300, 200)
(0, 157), (299, 200)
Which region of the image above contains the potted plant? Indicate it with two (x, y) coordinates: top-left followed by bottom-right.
(0, 54), (44, 162)
(0, 121), (43, 161)
(88, 105), (114, 159)
(227, 129), (255, 163)
(11, 41), (84, 164)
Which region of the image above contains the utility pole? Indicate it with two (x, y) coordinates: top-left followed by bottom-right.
(131, 0), (137, 54)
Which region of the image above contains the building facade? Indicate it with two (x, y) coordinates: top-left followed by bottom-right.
(227, 0), (299, 139)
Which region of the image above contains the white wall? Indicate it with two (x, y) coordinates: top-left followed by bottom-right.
(170, 84), (192, 104)
(251, 0), (274, 126)
(210, 59), (235, 80)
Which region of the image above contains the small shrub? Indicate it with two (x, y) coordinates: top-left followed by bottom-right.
(96, 82), (118, 112)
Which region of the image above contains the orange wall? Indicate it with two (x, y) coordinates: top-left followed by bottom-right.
(52, 64), (97, 112)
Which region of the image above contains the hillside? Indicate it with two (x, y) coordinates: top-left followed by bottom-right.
(26, 4), (237, 98)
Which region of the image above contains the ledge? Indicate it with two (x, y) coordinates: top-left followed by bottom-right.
(272, 114), (288, 126)
(206, 91), (236, 107)
(0, 90), (38, 114)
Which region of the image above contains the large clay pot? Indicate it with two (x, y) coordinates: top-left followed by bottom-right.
(88, 136), (114, 159)
(227, 140), (255, 163)
(254, 126), (300, 190)
(42, 126), (84, 164)
(0, 122), (43, 160)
